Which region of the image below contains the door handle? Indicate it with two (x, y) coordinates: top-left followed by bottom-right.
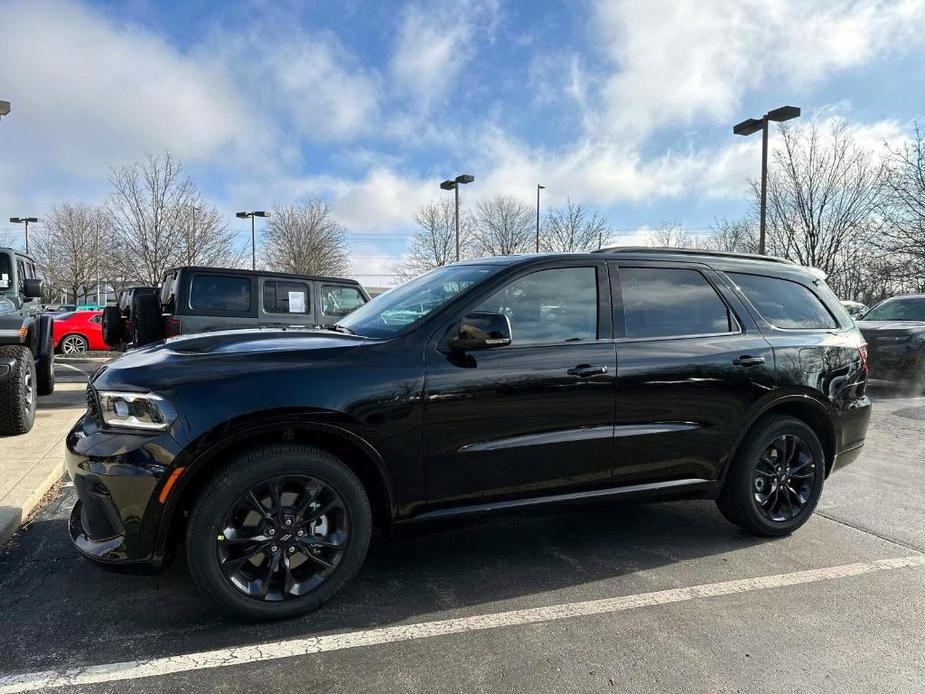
(733, 355), (766, 367)
(567, 364), (608, 378)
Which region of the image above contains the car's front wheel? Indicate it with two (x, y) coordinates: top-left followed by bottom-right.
(59, 334), (89, 355)
(0, 346), (37, 435)
(717, 415), (825, 537)
(186, 444), (372, 621)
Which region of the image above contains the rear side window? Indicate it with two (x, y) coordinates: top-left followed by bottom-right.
(729, 273), (837, 330)
(321, 285), (366, 317)
(264, 281), (310, 314)
(619, 267), (735, 339)
(189, 274), (251, 312)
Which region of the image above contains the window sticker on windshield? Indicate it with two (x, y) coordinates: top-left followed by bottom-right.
(288, 291), (305, 313)
(0, 273), (8, 288)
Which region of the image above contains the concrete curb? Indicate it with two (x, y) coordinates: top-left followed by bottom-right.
(0, 462), (66, 548)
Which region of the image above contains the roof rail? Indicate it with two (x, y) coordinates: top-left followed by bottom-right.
(592, 246), (794, 265)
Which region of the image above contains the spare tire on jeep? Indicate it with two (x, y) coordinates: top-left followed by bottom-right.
(132, 293), (165, 347)
(101, 305), (124, 347)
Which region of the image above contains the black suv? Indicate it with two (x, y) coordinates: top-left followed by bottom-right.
(67, 249), (871, 619)
(105, 266), (370, 348)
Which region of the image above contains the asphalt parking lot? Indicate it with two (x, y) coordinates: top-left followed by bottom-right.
(0, 383), (922, 693)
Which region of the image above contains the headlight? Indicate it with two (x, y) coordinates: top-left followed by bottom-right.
(98, 391), (177, 430)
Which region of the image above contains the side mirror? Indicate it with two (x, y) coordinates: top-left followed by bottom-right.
(23, 278), (43, 299)
(447, 311), (512, 352)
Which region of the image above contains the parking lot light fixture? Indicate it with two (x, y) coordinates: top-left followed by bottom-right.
(440, 175), (475, 262)
(236, 210), (271, 270)
(0, 100), (10, 119)
(9, 216), (39, 254)
(733, 105), (801, 255)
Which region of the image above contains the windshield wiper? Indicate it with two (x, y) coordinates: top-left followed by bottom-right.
(325, 323), (356, 335)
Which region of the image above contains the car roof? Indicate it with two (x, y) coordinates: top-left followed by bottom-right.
(0, 247), (37, 262)
(167, 265), (363, 285)
(875, 294), (925, 302)
(454, 247), (820, 282)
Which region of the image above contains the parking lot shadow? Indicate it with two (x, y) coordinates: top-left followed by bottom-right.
(0, 484), (778, 675)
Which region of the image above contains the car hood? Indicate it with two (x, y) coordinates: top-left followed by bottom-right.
(856, 320), (925, 333)
(92, 329), (369, 391)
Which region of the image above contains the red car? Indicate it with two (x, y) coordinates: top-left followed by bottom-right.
(52, 310), (108, 354)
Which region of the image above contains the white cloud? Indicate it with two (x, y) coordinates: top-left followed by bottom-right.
(590, 0), (925, 138)
(0, 0), (254, 175)
(390, 0), (499, 111)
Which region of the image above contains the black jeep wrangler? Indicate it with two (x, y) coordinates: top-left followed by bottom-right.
(0, 247), (55, 435)
(103, 266), (370, 349)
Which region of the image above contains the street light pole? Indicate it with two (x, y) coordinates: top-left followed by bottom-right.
(733, 105), (800, 255)
(9, 217), (39, 254)
(440, 174), (474, 262)
(535, 184), (545, 253)
(235, 211), (270, 270)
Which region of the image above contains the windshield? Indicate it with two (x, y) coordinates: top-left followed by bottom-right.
(862, 297), (925, 322)
(338, 264), (500, 338)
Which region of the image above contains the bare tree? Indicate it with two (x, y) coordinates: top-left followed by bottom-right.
(107, 152), (193, 284)
(262, 201), (349, 276)
(540, 199), (609, 252)
(762, 120), (886, 296)
(31, 203), (106, 302)
(704, 217), (759, 253)
(176, 197), (242, 268)
(472, 195), (534, 256)
(880, 122), (925, 289)
(645, 221), (693, 248)
(394, 199), (473, 281)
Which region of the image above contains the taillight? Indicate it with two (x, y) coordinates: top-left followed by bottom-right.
(165, 317), (182, 337)
(858, 343), (868, 375)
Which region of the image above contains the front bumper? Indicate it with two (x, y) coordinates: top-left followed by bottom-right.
(66, 412), (183, 566)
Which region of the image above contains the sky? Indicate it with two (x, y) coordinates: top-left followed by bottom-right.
(1, 0), (924, 287)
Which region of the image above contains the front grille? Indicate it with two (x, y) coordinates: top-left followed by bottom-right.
(85, 385), (101, 423)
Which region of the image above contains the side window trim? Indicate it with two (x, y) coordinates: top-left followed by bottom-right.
(612, 263), (743, 343)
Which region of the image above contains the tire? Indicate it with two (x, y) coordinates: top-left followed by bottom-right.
(132, 293), (164, 347)
(36, 350), (55, 396)
(186, 444), (373, 621)
(101, 306), (124, 346)
(717, 415), (825, 537)
(59, 334), (89, 355)
(0, 346), (37, 436)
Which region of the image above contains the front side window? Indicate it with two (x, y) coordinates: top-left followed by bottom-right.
(264, 281), (310, 314)
(321, 285), (366, 317)
(338, 264), (501, 338)
(475, 267), (598, 345)
(0, 254), (12, 294)
(862, 297), (925, 322)
(620, 267), (735, 339)
(189, 274), (251, 313)
(729, 272), (837, 330)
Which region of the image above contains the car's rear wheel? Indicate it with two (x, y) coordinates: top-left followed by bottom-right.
(186, 444), (372, 621)
(0, 346), (37, 435)
(59, 334), (89, 355)
(717, 415), (825, 537)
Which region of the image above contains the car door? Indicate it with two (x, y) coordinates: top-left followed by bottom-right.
(609, 261), (776, 486)
(423, 260), (616, 506)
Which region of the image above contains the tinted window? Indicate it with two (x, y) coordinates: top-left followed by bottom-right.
(862, 297), (925, 322)
(189, 274), (251, 312)
(476, 267), (598, 344)
(620, 268), (734, 339)
(0, 255), (11, 292)
(264, 281), (310, 314)
(321, 285), (366, 317)
(730, 273), (837, 329)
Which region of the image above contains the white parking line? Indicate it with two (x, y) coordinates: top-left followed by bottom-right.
(55, 362), (90, 378)
(1, 554), (922, 693)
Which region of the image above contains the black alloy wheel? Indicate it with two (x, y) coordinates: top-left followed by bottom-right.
(187, 444), (372, 620)
(751, 434), (817, 523)
(717, 415), (825, 537)
(217, 475), (349, 601)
